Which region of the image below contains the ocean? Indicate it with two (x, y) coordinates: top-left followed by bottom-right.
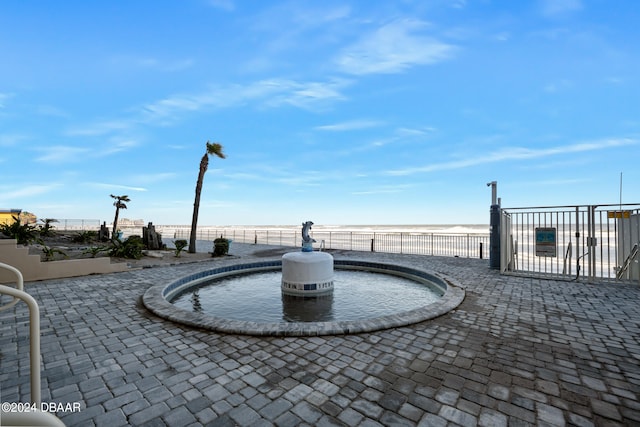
(158, 223), (490, 235)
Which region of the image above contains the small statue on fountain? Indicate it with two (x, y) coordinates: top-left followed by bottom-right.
(301, 221), (316, 252)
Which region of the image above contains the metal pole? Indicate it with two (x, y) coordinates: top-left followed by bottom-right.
(488, 181), (500, 269)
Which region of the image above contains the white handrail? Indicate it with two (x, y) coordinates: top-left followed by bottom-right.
(0, 284), (41, 405)
(0, 263), (65, 426)
(0, 261), (25, 311)
(617, 243), (639, 279)
(0, 261), (40, 405)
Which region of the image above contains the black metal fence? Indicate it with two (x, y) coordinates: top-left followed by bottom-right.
(169, 227), (490, 259)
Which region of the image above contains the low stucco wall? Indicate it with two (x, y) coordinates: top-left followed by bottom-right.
(0, 239), (129, 283)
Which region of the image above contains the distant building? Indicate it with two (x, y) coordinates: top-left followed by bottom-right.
(0, 209), (22, 225)
(111, 218), (145, 227)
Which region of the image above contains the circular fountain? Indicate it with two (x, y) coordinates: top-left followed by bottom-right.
(143, 221), (465, 336)
(281, 221), (334, 296)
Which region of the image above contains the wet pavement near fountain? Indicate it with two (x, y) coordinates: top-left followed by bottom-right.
(1, 242), (639, 426)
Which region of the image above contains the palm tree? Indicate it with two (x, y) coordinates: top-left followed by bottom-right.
(110, 194), (130, 240)
(189, 141), (226, 253)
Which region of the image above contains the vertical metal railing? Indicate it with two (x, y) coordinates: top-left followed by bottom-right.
(165, 227), (490, 259)
(501, 204), (640, 283)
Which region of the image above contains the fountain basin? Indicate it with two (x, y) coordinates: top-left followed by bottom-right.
(143, 259), (465, 336)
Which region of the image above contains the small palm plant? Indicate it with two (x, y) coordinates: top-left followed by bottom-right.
(39, 218), (58, 237)
(38, 239), (67, 261)
(83, 246), (110, 258)
(174, 239), (188, 257)
(0, 215), (39, 245)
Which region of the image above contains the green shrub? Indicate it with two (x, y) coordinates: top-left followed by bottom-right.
(38, 218), (58, 237)
(174, 239), (188, 257)
(72, 230), (97, 243)
(38, 239), (67, 261)
(83, 246), (110, 258)
(213, 237), (229, 257)
(0, 215), (39, 245)
(109, 235), (145, 259)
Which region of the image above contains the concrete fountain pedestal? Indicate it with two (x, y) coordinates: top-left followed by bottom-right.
(281, 250), (334, 296)
(281, 221), (334, 296)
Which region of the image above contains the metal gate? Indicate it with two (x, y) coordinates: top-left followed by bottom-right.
(500, 203), (640, 284)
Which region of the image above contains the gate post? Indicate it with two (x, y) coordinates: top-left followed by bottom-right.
(488, 181), (500, 269)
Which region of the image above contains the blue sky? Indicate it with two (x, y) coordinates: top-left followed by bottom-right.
(1, 0), (638, 226)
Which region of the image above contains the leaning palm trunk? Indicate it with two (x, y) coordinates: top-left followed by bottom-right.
(189, 153), (209, 253)
(110, 194), (130, 241)
(113, 209), (120, 237)
(189, 142), (225, 254)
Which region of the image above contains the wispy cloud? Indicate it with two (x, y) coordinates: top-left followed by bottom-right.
(101, 137), (141, 156)
(0, 133), (29, 147)
(66, 120), (132, 137)
(108, 55), (195, 73)
(370, 126), (435, 147)
(140, 78), (352, 122)
(34, 138), (140, 163)
(0, 184), (61, 201)
(386, 138), (637, 176)
(35, 146), (91, 163)
(35, 104), (69, 118)
(86, 182), (148, 192)
(130, 173), (177, 184)
(208, 0), (235, 11)
(543, 79), (573, 93)
(314, 120), (384, 131)
(335, 19), (455, 75)
(262, 79), (351, 110)
(539, 0), (583, 17)
(450, 0), (467, 9)
(0, 92), (12, 108)
(140, 57), (194, 72)
(67, 77), (352, 142)
(396, 127), (436, 137)
(224, 163), (351, 188)
(352, 184), (412, 195)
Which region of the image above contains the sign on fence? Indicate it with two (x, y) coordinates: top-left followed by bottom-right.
(535, 227), (557, 257)
(608, 210), (631, 219)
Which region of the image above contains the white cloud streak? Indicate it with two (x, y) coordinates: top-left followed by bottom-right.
(386, 138), (637, 176)
(66, 120), (132, 137)
(352, 184), (412, 195)
(314, 120), (384, 131)
(208, 0), (235, 11)
(0, 93), (12, 108)
(139, 78), (352, 124)
(34, 138), (141, 163)
(539, 0), (583, 17)
(86, 182), (148, 192)
(335, 19), (455, 75)
(0, 133), (29, 147)
(35, 146), (91, 163)
(0, 184), (61, 201)
(130, 173), (177, 184)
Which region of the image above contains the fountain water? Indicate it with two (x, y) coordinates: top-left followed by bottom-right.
(281, 221), (334, 296)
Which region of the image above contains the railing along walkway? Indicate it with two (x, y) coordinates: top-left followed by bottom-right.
(169, 228), (490, 259)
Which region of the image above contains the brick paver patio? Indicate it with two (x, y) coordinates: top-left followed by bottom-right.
(1, 243), (639, 426)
